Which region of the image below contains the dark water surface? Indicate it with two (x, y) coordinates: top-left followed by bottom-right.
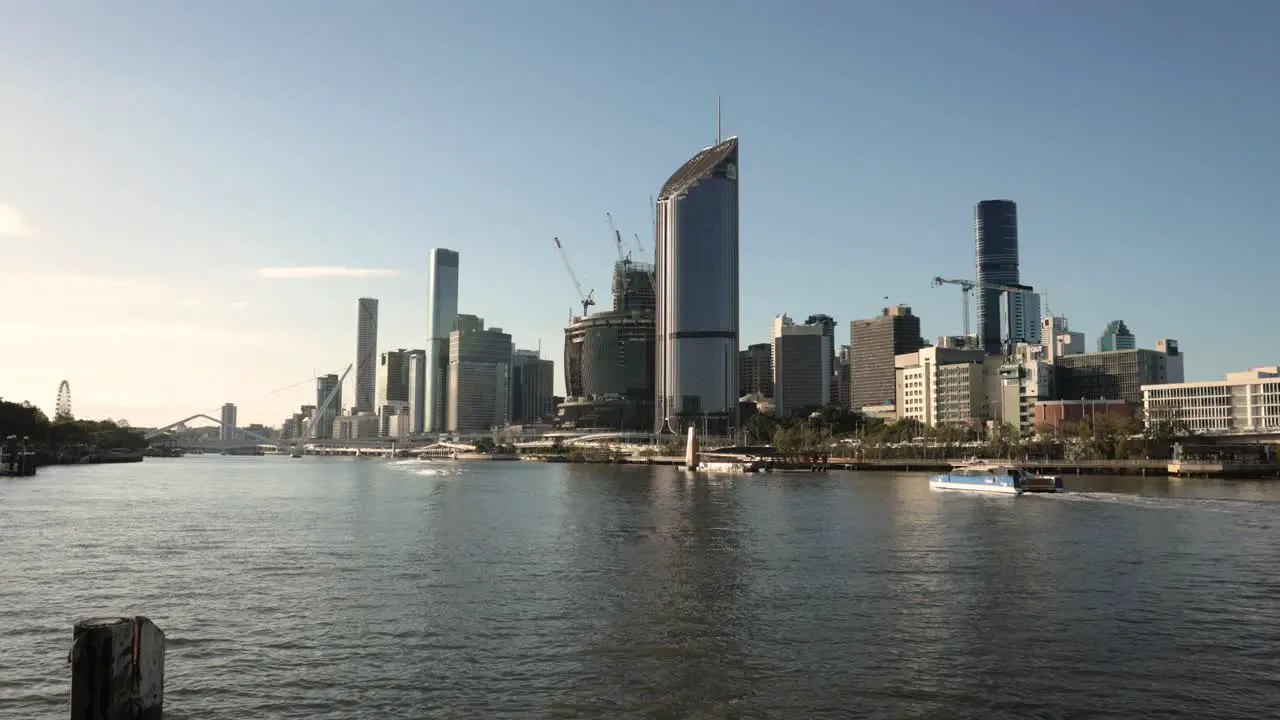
(2, 457), (1278, 718)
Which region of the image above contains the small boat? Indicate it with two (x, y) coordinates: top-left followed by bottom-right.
(697, 458), (766, 473)
(929, 460), (1064, 495)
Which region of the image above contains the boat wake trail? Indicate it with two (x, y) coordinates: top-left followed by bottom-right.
(384, 458), (463, 478)
(1042, 491), (1274, 514)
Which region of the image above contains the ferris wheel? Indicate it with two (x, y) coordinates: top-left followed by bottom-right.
(56, 380), (72, 419)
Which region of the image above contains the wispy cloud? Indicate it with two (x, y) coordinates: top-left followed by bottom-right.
(255, 266), (400, 280)
(0, 203), (34, 239)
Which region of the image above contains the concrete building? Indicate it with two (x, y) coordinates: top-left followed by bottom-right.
(334, 413), (380, 440)
(379, 349), (411, 406)
(894, 347), (993, 426)
(1034, 399), (1131, 429)
(1055, 345), (1184, 405)
(425, 249), (460, 433)
(561, 310), (655, 431)
(1042, 316), (1084, 362)
(851, 305), (924, 410)
(739, 342), (773, 399)
(771, 315), (831, 418)
(836, 345), (852, 411)
(355, 298), (379, 414)
(219, 403), (237, 442)
(974, 199), (1020, 354)
(511, 349), (555, 424)
(654, 136), (739, 436)
(996, 343), (1055, 432)
(1098, 320), (1136, 352)
(313, 374), (341, 439)
(805, 314), (839, 406)
(455, 313), (484, 334)
(1142, 366), (1280, 436)
(613, 260), (656, 313)
(407, 349), (427, 435)
(447, 323), (513, 434)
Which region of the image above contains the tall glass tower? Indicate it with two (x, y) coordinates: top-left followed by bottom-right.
(354, 298), (379, 414)
(654, 136), (739, 436)
(974, 199), (1019, 354)
(425, 249), (459, 433)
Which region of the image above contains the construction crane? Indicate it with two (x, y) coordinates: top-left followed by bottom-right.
(931, 276), (1046, 338)
(554, 236), (595, 317)
(605, 212), (629, 263)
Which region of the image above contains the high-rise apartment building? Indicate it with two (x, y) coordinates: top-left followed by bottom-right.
(805, 313), (839, 407)
(313, 374), (341, 439)
(1098, 320), (1136, 352)
(654, 136), (739, 436)
(974, 200), (1020, 354)
(837, 345), (852, 411)
(447, 323), (513, 434)
(850, 305), (924, 410)
(355, 298), (378, 414)
(407, 349), (427, 435)
(771, 315), (831, 418)
(738, 343), (773, 398)
(219, 403), (237, 442)
(511, 349), (555, 424)
(425, 249), (460, 433)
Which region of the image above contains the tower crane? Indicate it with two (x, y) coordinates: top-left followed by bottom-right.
(554, 236), (595, 318)
(931, 276), (1048, 339)
(605, 212), (629, 263)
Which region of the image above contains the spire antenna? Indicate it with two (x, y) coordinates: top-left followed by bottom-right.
(716, 96), (722, 144)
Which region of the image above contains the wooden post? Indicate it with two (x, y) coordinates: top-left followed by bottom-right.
(70, 616), (164, 720)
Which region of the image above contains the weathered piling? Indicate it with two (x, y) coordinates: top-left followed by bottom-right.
(69, 617), (164, 720)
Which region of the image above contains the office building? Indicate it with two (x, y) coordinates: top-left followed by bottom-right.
(654, 136), (739, 435)
(1000, 285), (1041, 348)
(894, 347), (995, 426)
(219, 403), (237, 442)
(355, 298), (378, 414)
(1034, 399), (1131, 429)
(562, 310), (655, 430)
(447, 322), (513, 434)
(851, 305), (924, 410)
(313, 374), (341, 439)
(974, 199), (1020, 354)
(511, 349), (556, 424)
(1142, 366), (1280, 435)
(334, 413), (379, 440)
(805, 313), (839, 406)
(407, 349), (427, 435)
(739, 342), (773, 399)
(1098, 320), (1136, 352)
(1055, 344), (1184, 405)
(425, 248), (460, 433)
(836, 345), (852, 411)
(770, 315), (831, 418)
(379, 349), (411, 406)
(455, 313), (484, 334)
(1042, 316), (1084, 362)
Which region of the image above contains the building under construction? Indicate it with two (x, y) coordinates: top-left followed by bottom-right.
(559, 260), (656, 430)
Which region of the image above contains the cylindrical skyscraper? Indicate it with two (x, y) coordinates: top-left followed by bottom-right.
(974, 199), (1019, 354)
(654, 136), (739, 436)
(355, 298), (379, 414)
(425, 249), (460, 433)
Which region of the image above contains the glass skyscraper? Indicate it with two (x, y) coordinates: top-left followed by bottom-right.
(354, 298), (378, 414)
(974, 199), (1020, 354)
(654, 136), (739, 436)
(1098, 320), (1136, 352)
(425, 249), (459, 433)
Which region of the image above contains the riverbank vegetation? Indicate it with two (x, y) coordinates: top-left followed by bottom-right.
(0, 399), (149, 462)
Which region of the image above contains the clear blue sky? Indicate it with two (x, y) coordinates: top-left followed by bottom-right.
(2, 0), (1277, 427)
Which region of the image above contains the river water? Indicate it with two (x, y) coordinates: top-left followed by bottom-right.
(2, 457), (1278, 719)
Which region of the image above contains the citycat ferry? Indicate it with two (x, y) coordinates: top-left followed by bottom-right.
(929, 460), (1064, 495)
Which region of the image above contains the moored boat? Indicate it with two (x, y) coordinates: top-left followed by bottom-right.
(929, 460), (1064, 495)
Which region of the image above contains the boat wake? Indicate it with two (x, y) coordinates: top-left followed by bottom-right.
(384, 458), (463, 478)
(1035, 491), (1274, 514)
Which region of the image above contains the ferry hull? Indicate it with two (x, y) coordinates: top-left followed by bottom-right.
(929, 479), (1021, 495)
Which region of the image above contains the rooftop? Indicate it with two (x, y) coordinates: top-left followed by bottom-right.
(658, 136), (738, 200)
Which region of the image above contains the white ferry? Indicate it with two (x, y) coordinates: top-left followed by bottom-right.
(929, 461), (1064, 495)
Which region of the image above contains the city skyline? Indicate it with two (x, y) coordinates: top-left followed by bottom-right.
(4, 2), (1278, 426)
